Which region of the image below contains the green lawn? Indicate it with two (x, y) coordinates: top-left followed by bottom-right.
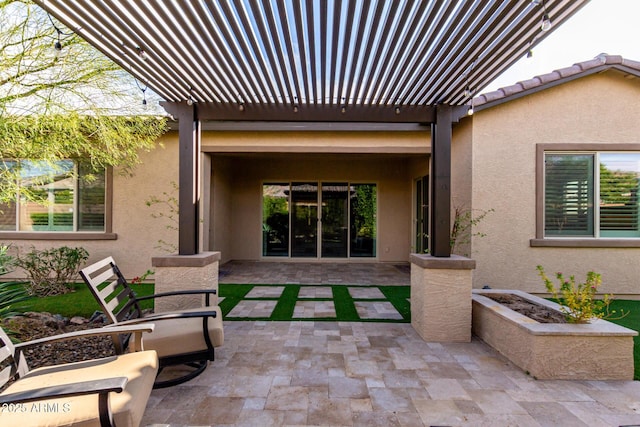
(16, 282), (154, 318)
(607, 300), (640, 380)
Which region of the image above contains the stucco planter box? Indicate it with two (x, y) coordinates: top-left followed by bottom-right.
(472, 289), (637, 380)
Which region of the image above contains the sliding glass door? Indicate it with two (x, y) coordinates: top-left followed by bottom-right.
(350, 184), (377, 257)
(262, 182), (377, 258)
(321, 183), (349, 258)
(291, 183), (318, 257)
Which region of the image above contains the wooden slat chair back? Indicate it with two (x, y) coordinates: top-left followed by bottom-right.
(80, 257), (143, 353)
(0, 327), (29, 389)
(80, 256), (224, 388)
(0, 324), (158, 427)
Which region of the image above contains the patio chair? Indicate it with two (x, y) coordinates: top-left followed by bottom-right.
(79, 256), (224, 388)
(0, 324), (158, 427)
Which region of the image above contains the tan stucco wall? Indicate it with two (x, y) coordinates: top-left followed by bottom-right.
(451, 119), (474, 256)
(468, 71), (640, 296)
(201, 130), (429, 153)
(209, 156), (233, 263)
(0, 133), (180, 280)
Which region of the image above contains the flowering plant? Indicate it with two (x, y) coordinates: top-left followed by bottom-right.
(131, 269), (154, 285)
(536, 265), (624, 323)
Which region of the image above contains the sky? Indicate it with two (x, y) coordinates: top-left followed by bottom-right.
(482, 0), (640, 93)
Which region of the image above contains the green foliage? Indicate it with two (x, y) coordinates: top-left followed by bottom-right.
(352, 184), (377, 238)
(599, 163), (639, 205)
(263, 194), (288, 221)
(536, 265), (627, 323)
(16, 246), (89, 296)
(450, 206), (494, 256)
(1, 0), (158, 115)
(0, 245), (28, 320)
(0, 114), (167, 202)
(131, 269), (154, 285)
(0, 1), (168, 205)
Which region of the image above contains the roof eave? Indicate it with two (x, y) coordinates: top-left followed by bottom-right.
(474, 60), (640, 113)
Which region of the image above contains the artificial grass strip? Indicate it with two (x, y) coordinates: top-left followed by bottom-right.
(218, 283), (254, 316)
(331, 286), (360, 321)
(218, 283), (410, 322)
(270, 285), (300, 320)
(379, 285), (411, 321)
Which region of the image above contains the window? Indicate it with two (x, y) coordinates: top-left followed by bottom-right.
(0, 160), (106, 233)
(544, 152), (640, 238)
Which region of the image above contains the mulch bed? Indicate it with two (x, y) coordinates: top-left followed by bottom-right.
(3, 312), (116, 369)
(485, 293), (567, 323)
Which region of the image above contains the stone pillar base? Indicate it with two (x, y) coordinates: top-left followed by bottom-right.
(151, 251), (220, 312)
(410, 254), (476, 342)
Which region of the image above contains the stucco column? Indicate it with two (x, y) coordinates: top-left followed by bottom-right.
(410, 254), (476, 342)
(151, 251), (220, 312)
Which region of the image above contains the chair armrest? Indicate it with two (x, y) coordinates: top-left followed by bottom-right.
(108, 311), (217, 327)
(135, 289), (217, 306)
(0, 377), (128, 405)
(14, 324), (155, 353)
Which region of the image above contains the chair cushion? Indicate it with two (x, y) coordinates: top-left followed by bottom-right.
(0, 351), (158, 427)
(141, 307), (224, 358)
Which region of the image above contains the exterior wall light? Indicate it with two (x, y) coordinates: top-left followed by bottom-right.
(136, 47), (148, 60)
(541, 14), (552, 31)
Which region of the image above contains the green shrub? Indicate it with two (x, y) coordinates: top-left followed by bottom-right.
(536, 265), (626, 323)
(16, 246), (89, 297)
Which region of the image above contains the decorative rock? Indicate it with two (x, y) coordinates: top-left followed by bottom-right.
(89, 311), (108, 324)
(53, 314), (69, 323)
(24, 312), (66, 329)
(69, 316), (88, 325)
(89, 310), (104, 323)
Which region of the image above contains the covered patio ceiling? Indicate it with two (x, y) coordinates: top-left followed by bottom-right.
(35, 0), (588, 123)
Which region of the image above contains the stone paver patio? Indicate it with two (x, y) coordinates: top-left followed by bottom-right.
(143, 321), (640, 426)
(219, 261), (409, 286)
(142, 262), (640, 426)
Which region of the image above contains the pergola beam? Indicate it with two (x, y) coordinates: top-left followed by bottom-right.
(430, 105), (453, 257)
(163, 103), (201, 256)
(163, 102), (436, 123)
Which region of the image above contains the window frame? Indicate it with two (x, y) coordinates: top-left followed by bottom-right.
(532, 143), (640, 248)
(0, 163), (115, 240)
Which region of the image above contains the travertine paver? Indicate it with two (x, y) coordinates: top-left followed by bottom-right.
(219, 261), (409, 285)
(142, 321), (640, 426)
(244, 286), (285, 298)
(292, 301), (336, 318)
(225, 300), (278, 318)
(298, 286), (334, 299)
(348, 287), (386, 299)
(355, 301), (404, 320)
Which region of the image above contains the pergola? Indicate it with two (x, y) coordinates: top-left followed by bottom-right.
(35, 0), (588, 258)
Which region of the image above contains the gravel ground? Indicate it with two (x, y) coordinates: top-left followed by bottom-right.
(3, 312), (116, 371)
